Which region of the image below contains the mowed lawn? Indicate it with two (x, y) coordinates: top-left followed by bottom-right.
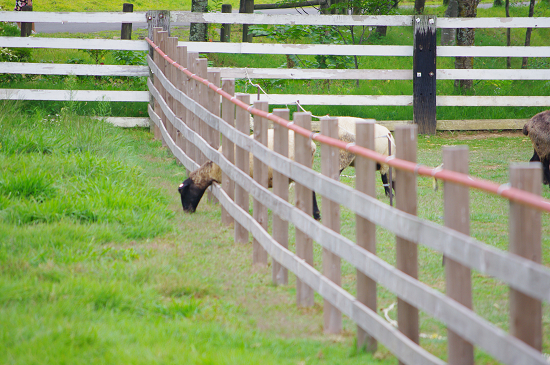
(2, 102), (550, 364)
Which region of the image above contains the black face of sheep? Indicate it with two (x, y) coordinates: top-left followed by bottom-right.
(523, 110), (550, 185)
(178, 178), (208, 213)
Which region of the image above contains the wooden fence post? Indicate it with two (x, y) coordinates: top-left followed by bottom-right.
(234, 93), (251, 244)
(253, 101), (269, 266)
(221, 79), (236, 226)
(196, 58), (209, 166)
(152, 28), (165, 142)
(121, 3), (134, 40)
(147, 10), (170, 39)
(413, 15), (437, 135)
(175, 45), (188, 171)
(166, 37), (178, 143)
(355, 119), (378, 353)
(321, 116), (341, 334)
(272, 109), (290, 285)
(294, 112), (314, 307)
(509, 163), (542, 351)
(206, 69), (221, 205)
(220, 4), (232, 42)
(240, 0), (254, 42)
(158, 31), (168, 147)
(186, 52), (199, 165)
(443, 146), (474, 365)
(394, 125), (419, 364)
(20, 5), (33, 37)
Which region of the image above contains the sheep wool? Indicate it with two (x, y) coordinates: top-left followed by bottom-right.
(523, 110), (550, 184)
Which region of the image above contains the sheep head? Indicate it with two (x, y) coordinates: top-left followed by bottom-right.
(178, 161), (221, 213)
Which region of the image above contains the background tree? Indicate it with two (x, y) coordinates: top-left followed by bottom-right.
(506, 0), (511, 68)
(522, 0), (536, 68)
(454, 0), (478, 90)
(190, 0), (208, 41)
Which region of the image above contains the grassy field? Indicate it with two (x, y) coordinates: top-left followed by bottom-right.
(2, 100), (550, 364)
(2, 1), (550, 363)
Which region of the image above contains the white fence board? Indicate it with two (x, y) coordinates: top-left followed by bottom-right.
(214, 67), (550, 81)
(438, 46), (550, 58)
(0, 62), (148, 77)
(0, 88), (149, 102)
(172, 12), (413, 26)
(248, 94), (413, 105)
(437, 16), (550, 29)
(0, 36), (148, 51)
(438, 95), (550, 107)
(0, 11), (145, 23)
(178, 41), (413, 56)
(212, 67), (412, 80)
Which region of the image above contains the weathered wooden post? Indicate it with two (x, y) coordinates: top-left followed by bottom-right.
(240, 0), (254, 42)
(20, 5), (33, 37)
(509, 163), (542, 351)
(394, 125), (419, 365)
(196, 58), (209, 166)
(355, 119), (377, 353)
(205, 69), (221, 205)
(321, 116), (341, 334)
(121, 3), (134, 40)
(151, 28), (165, 141)
(147, 10), (170, 38)
(272, 109), (290, 285)
(147, 12), (169, 136)
(166, 37), (179, 143)
(413, 15), (437, 135)
(252, 101), (269, 266)
(234, 94), (251, 244)
(175, 45), (188, 170)
(443, 146), (474, 365)
(221, 79), (236, 226)
(220, 4), (232, 42)
(186, 52), (199, 164)
(294, 112), (314, 307)
(158, 31), (168, 147)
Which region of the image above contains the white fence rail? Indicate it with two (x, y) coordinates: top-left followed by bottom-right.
(1, 11), (549, 129)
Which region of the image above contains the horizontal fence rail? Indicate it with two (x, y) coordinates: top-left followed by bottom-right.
(145, 35), (550, 364)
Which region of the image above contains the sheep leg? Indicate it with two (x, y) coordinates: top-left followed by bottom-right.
(312, 191), (321, 221)
(381, 173), (392, 197)
(541, 157), (550, 186)
(530, 149), (550, 185)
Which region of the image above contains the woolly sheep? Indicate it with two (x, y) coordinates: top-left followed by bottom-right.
(335, 117), (396, 196)
(178, 129), (321, 219)
(523, 110), (550, 185)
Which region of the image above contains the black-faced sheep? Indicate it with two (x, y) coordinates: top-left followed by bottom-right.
(178, 118), (396, 220)
(523, 110), (550, 185)
(178, 129), (321, 219)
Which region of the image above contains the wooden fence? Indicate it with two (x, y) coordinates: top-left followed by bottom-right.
(146, 28), (550, 364)
(1, 11), (550, 130)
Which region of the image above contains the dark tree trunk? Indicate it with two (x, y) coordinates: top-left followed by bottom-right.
(190, 0), (208, 42)
(415, 0), (426, 13)
(454, 0), (477, 90)
(506, 0), (511, 68)
(522, 0), (536, 68)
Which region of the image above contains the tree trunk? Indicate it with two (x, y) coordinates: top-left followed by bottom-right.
(415, 0), (426, 13)
(190, 0), (208, 42)
(522, 0), (536, 68)
(454, 0), (477, 90)
(506, 0), (511, 68)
